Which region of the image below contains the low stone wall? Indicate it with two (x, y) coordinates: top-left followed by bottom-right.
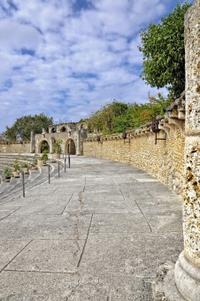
(83, 94), (186, 193)
(0, 143), (30, 153)
(83, 129), (184, 193)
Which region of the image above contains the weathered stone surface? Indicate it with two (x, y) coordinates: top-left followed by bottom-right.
(182, 0), (200, 271)
(172, 1), (200, 300)
(0, 143), (30, 153)
(153, 262), (184, 301)
(0, 271), (153, 301)
(83, 125), (185, 194)
(0, 240), (30, 271)
(79, 232), (182, 277)
(6, 239), (85, 273)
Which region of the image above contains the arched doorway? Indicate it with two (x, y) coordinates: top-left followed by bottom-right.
(65, 139), (76, 155)
(39, 140), (50, 153)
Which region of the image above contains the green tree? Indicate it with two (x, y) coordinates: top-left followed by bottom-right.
(87, 102), (128, 134)
(5, 114), (53, 142)
(85, 95), (171, 134)
(139, 3), (191, 97)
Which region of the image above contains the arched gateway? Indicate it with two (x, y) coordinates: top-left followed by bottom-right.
(65, 139), (76, 155)
(32, 122), (87, 155)
(39, 140), (49, 153)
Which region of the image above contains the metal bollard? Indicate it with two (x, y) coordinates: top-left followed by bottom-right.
(22, 171), (25, 198)
(64, 157), (67, 173)
(68, 144), (71, 168)
(48, 165), (51, 184)
(58, 161), (60, 178)
(68, 153), (71, 168)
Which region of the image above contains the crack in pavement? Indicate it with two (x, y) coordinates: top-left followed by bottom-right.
(0, 207), (21, 222)
(77, 214), (93, 268)
(134, 199), (152, 233)
(61, 193), (74, 215)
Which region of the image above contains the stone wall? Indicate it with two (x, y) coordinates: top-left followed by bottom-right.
(0, 143), (30, 153)
(83, 94), (185, 193)
(182, 0), (200, 266)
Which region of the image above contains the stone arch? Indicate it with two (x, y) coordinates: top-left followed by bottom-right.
(65, 139), (76, 155)
(39, 140), (50, 153)
(60, 126), (66, 132)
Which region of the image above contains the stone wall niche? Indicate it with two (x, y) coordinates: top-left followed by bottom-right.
(174, 1), (200, 300)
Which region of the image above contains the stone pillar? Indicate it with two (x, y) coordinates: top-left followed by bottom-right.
(30, 131), (35, 153)
(76, 129), (81, 156)
(49, 139), (53, 154)
(174, 2), (200, 300)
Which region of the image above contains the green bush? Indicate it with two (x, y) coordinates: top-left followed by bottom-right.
(3, 167), (12, 178)
(21, 162), (30, 170)
(13, 160), (21, 172)
(53, 139), (62, 154)
(41, 151), (48, 163)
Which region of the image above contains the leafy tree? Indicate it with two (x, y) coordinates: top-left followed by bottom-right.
(85, 95), (172, 134)
(5, 114), (53, 142)
(87, 102), (128, 134)
(139, 3), (191, 97)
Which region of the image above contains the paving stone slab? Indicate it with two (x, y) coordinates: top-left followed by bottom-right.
(0, 271), (153, 301)
(0, 213), (91, 240)
(66, 200), (130, 214)
(148, 211), (183, 233)
(6, 239), (85, 273)
(0, 271), (79, 301)
(90, 213), (150, 234)
(0, 240), (30, 271)
(79, 233), (183, 277)
(12, 199), (71, 216)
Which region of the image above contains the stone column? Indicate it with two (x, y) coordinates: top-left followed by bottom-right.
(175, 2), (200, 300)
(30, 131), (35, 153)
(76, 129), (81, 156)
(49, 140), (53, 154)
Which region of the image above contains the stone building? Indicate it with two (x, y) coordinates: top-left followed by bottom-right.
(31, 123), (87, 155)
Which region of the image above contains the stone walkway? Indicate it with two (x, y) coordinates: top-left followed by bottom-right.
(0, 157), (183, 300)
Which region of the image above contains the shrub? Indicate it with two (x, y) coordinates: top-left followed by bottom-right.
(3, 167), (12, 178)
(13, 160), (21, 172)
(41, 151), (48, 163)
(53, 139), (62, 154)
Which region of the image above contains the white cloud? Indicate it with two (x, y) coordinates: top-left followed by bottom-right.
(0, 0), (175, 131)
(0, 19), (42, 51)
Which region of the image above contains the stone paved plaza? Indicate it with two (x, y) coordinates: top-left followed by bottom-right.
(0, 157), (183, 300)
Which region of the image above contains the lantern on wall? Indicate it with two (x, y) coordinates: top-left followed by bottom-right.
(97, 135), (102, 144)
(151, 119), (160, 134)
(122, 131), (130, 144)
(151, 119), (166, 145)
(122, 131), (127, 140)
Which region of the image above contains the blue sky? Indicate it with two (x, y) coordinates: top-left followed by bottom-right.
(0, 0), (190, 132)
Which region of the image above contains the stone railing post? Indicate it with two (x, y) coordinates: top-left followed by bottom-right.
(174, 1), (200, 300)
